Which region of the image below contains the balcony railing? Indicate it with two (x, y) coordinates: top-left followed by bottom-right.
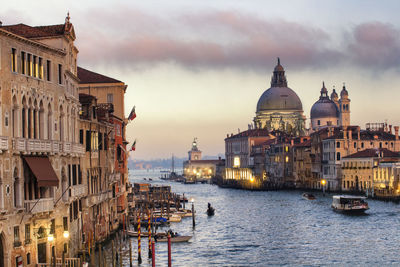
(24, 198), (54, 214)
(12, 138), (84, 155)
(70, 184), (87, 198)
(0, 136), (8, 151)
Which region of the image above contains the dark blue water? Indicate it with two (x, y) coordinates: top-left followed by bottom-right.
(109, 169), (400, 266)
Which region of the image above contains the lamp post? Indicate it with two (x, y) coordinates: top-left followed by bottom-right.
(190, 198), (195, 228)
(321, 179), (327, 196)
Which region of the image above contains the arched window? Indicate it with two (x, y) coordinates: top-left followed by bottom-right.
(336, 152), (341, 161)
(59, 106), (64, 141)
(22, 97), (27, 138)
(39, 101), (44, 139)
(28, 99), (32, 139)
(12, 95), (18, 138)
(47, 103), (52, 140)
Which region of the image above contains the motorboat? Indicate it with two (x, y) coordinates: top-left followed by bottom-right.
(302, 192), (316, 200)
(168, 214), (182, 222)
(331, 195), (369, 213)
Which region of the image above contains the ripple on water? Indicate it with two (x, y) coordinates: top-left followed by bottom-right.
(111, 170), (400, 266)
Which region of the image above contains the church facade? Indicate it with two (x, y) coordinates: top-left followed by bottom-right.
(253, 58), (306, 136)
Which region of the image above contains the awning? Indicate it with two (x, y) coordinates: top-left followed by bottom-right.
(24, 156), (59, 187)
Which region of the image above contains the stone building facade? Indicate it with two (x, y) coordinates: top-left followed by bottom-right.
(0, 16), (85, 266)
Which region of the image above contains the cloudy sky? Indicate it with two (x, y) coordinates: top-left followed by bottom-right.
(3, 0), (400, 160)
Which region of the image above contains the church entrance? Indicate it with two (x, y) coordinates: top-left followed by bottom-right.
(0, 233), (4, 267)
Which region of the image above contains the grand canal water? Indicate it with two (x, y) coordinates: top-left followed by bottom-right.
(107, 169), (400, 266)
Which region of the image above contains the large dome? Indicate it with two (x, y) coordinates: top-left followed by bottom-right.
(310, 99), (339, 119)
(257, 86), (303, 112)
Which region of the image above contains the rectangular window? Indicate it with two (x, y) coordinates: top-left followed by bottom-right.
(58, 64), (62, 84)
(86, 130), (91, 151)
(11, 48), (17, 72)
(79, 129), (84, 144)
(63, 217), (68, 231)
(33, 55), (37, 77)
(27, 54), (32, 76)
(14, 226), (19, 242)
(98, 132), (103, 150)
(107, 93), (114, 103)
(50, 219), (55, 234)
(72, 165), (77, 186)
(21, 51), (26, 74)
(69, 203), (73, 222)
(78, 165), (82, 184)
(39, 57), (43, 79)
(104, 134), (108, 150)
(47, 60), (51, 81)
(25, 224), (30, 242)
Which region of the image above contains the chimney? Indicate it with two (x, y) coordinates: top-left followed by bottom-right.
(227, 134), (229, 138)
(395, 126), (399, 140)
(357, 126), (360, 140)
(389, 125), (393, 134)
(348, 129), (352, 140)
(291, 139), (294, 146)
(343, 128), (347, 140)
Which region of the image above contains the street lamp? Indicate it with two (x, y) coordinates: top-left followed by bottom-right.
(321, 179), (327, 196)
(190, 198), (195, 228)
(63, 231), (69, 239)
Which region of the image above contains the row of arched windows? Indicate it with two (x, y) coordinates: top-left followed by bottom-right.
(11, 93), (79, 142)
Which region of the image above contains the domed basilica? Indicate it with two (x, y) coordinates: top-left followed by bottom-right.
(310, 82), (350, 131)
(254, 58), (306, 136)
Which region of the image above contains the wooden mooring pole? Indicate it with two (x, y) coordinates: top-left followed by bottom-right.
(168, 233), (171, 267)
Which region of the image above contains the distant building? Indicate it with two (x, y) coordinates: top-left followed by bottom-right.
(341, 148), (400, 197)
(254, 58), (306, 136)
(183, 139), (224, 181)
(310, 82), (351, 131)
(225, 129), (273, 182)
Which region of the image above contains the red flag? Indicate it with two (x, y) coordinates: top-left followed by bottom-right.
(131, 140), (136, 151)
(128, 106), (136, 121)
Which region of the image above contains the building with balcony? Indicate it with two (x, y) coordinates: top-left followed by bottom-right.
(0, 15), (85, 266)
(78, 93), (115, 245)
(77, 67), (129, 232)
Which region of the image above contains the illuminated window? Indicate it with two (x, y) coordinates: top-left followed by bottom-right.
(285, 156), (289, 162)
(233, 157), (240, 167)
(11, 48), (17, 72)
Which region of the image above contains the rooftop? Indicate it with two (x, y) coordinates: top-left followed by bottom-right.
(78, 66), (122, 84)
(225, 129), (270, 140)
(0, 23), (67, 38)
(343, 148), (400, 159)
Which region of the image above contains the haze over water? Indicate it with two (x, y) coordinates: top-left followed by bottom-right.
(115, 170), (400, 266)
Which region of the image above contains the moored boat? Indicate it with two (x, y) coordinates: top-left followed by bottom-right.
(156, 235), (192, 243)
(127, 230), (166, 238)
(302, 192), (316, 200)
(331, 195), (369, 213)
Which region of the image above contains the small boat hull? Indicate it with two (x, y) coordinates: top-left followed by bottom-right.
(156, 236), (192, 243)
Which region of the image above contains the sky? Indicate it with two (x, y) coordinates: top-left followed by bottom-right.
(3, 0), (400, 160)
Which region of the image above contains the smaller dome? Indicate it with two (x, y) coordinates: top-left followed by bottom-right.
(330, 88), (338, 100)
(340, 84), (348, 98)
(311, 99), (339, 119)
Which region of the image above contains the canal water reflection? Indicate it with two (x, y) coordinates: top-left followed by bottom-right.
(101, 169), (400, 266)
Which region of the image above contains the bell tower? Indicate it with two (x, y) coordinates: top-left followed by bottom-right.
(339, 83), (351, 127)
(188, 138), (202, 161)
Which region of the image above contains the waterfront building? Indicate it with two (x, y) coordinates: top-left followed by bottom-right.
(78, 94), (115, 246)
(254, 58), (306, 136)
(224, 129), (273, 182)
(341, 148), (400, 196)
(183, 138), (225, 181)
(78, 67), (129, 232)
(310, 124), (400, 191)
(292, 137), (312, 188)
(0, 16), (85, 265)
